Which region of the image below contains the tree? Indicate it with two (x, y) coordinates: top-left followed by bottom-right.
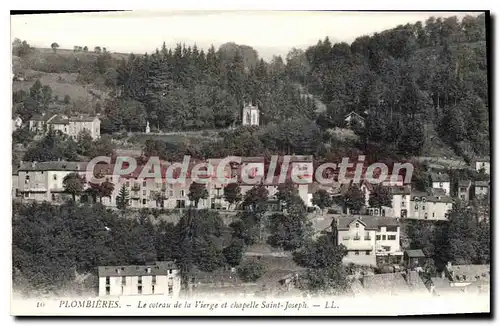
(51, 42), (59, 53)
(63, 95), (71, 104)
(83, 46), (88, 52)
(76, 130), (93, 156)
(242, 184), (269, 212)
(63, 173), (85, 201)
(188, 182), (208, 207)
(292, 235), (349, 294)
(223, 183), (242, 209)
(116, 185), (130, 210)
(312, 189), (333, 214)
(369, 185), (392, 208)
(267, 193), (311, 251)
(223, 239), (245, 268)
(343, 185), (365, 213)
(237, 261), (264, 282)
(276, 180), (298, 208)
(94, 46), (102, 54)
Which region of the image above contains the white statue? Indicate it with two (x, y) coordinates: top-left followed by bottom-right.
(145, 121), (150, 134)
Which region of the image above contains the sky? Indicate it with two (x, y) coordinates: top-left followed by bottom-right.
(11, 11), (480, 60)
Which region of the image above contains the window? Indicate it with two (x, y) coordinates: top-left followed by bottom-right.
(122, 276), (126, 285)
(169, 269), (173, 274)
(142, 190), (146, 196)
(439, 182), (443, 187)
(138, 286), (142, 294)
(142, 199), (146, 205)
(143, 181), (147, 187)
(138, 276), (142, 285)
(402, 195), (406, 200)
(415, 204), (418, 210)
(388, 235), (396, 240)
(376, 235), (381, 240)
(354, 250), (359, 255)
(53, 175), (57, 181)
(105, 287), (110, 295)
(364, 232), (371, 240)
(382, 235), (387, 240)
(152, 285), (155, 294)
(180, 190), (185, 197)
(105, 276), (110, 285)
(152, 275), (156, 284)
(126, 181), (130, 187)
(422, 206), (426, 210)
(425, 213), (428, 219)
(353, 233), (360, 240)
(146, 267), (151, 273)
(342, 235), (350, 240)
(169, 190), (174, 197)
(365, 250), (371, 255)
(432, 212), (435, 218)
(168, 285), (173, 295)
(355, 223), (359, 228)
(51, 194), (56, 201)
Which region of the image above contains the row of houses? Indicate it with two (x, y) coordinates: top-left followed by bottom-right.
(12, 157), (490, 219)
(12, 113), (101, 139)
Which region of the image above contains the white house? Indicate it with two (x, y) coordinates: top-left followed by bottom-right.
(12, 115), (23, 131)
(430, 172), (451, 195)
(333, 216), (403, 267)
(98, 261), (181, 297)
(409, 190), (453, 221)
(473, 157), (490, 175)
(15, 161), (88, 202)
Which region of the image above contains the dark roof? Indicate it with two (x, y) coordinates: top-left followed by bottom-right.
(30, 114), (54, 122)
(48, 115), (69, 125)
(410, 191), (453, 203)
(430, 173), (450, 182)
(405, 249), (426, 258)
(98, 261), (177, 277)
(18, 161), (88, 172)
(344, 111), (365, 120)
(475, 180), (490, 187)
(389, 185), (411, 195)
(69, 116), (99, 122)
(335, 216), (400, 230)
(474, 156), (490, 163)
(458, 180), (471, 187)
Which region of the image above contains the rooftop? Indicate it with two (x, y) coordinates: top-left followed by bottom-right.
(405, 249), (426, 258)
(98, 261), (177, 277)
(458, 180), (472, 187)
(475, 180), (490, 187)
(335, 216), (400, 230)
(18, 161), (88, 172)
(430, 173), (450, 182)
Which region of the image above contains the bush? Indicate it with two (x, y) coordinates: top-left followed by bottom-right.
(237, 261), (264, 282)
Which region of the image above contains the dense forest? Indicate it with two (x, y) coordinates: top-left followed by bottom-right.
(13, 13), (489, 162)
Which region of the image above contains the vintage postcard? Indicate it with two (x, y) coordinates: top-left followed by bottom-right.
(10, 10), (490, 316)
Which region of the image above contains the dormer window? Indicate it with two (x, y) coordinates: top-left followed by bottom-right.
(355, 223), (359, 228)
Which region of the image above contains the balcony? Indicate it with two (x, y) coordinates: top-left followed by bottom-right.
(353, 236), (361, 241)
(364, 236), (372, 240)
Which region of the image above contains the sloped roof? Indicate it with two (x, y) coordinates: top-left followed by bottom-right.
(430, 173), (450, 182)
(335, 216), (400, 230)
(475, 180), (490, 187)
(458, 180), (472, 187)
(405, 249), (426, 258)
(98, 261), (177, 277)
(18, 161), (88, 172)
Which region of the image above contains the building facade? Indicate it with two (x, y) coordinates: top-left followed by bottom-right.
(333, 216), (402, 267)
(98, 261), (181, 297)
(242, 103), (260, 126)
(15, 161), (88, 202)
(430, 172), (451, 195)
(29, 114), (101, 139)
(473, 157), (490, 175)
(409, 190), (453, 220)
